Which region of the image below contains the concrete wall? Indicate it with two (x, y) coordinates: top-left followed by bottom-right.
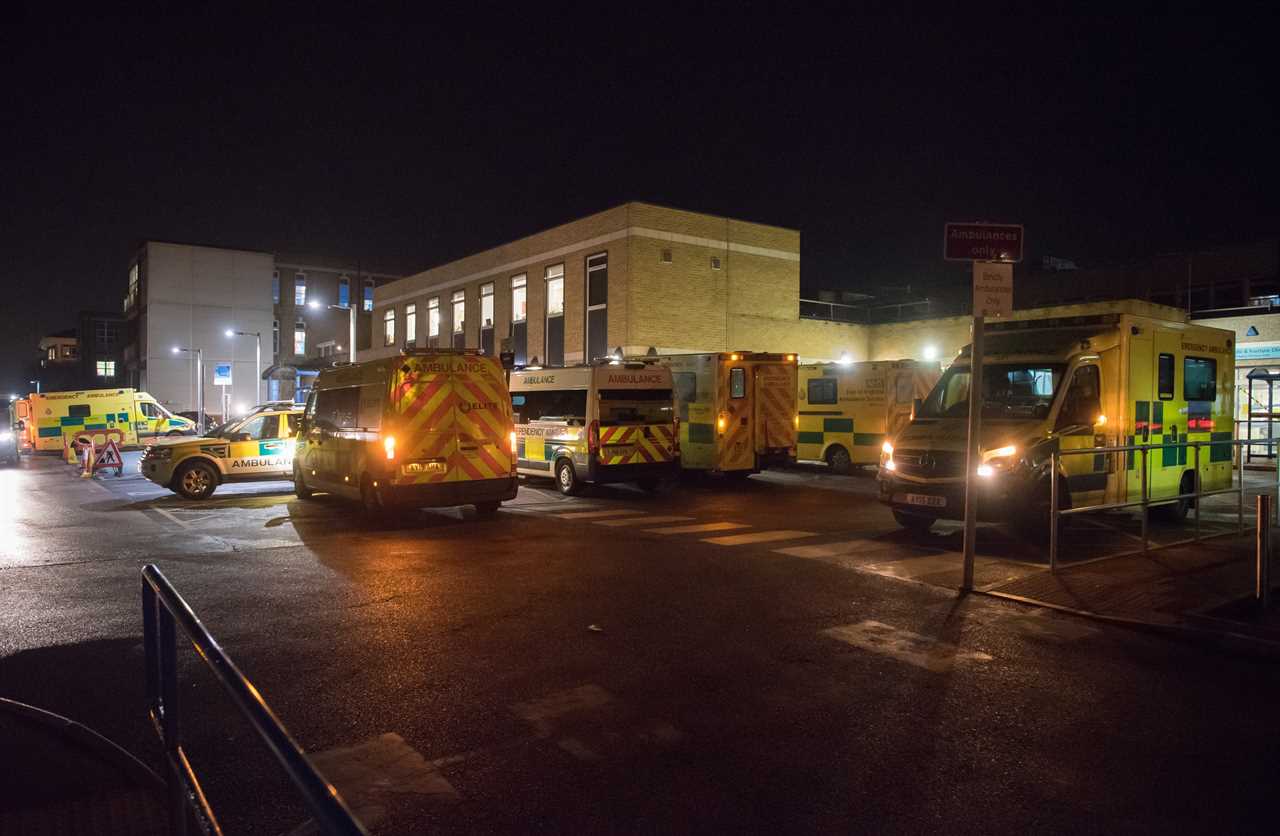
(141, 242), (275, 415)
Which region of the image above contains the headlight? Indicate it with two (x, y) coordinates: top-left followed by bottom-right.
(0, 431), (12, 442)
(880, 440), (895, 471)
(146, 447), (172, 460)
(977, 445), (1018, 477)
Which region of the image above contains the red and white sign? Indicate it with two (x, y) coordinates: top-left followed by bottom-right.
(93, 439), (125, 475)
(944, 223), (1024, 263)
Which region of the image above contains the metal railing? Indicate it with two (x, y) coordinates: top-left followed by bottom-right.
(1048, 437), (1279, 571)
(142, 564), (367, 836)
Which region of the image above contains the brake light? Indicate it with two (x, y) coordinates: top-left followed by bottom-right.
(717, 415), (727, 435)
(509, 430), (518, 455)
(383, 435), (396, 460)
(587, 420), (600, 455)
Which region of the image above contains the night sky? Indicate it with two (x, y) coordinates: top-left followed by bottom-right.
(2, 12), (1276, 391)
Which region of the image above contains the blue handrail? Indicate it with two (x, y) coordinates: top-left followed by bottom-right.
(142, 564), (367, 835)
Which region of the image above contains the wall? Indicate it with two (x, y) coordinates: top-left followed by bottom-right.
(141, 242), (275, 415)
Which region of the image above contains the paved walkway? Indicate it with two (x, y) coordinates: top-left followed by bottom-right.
(0, 701), (166, 835)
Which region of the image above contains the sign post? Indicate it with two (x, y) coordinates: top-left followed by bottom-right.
(946, 223), (1023, 592)
(214, 363), (232, 422)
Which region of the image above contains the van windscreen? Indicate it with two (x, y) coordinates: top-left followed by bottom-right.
(599, 389), (673, 425)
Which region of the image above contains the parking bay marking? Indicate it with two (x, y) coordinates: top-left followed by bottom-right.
(645, 521), (750, 535)
(556, 510), (649, 520)
(595, 515), (693, 527)
(702, 530), (817, 546)
(822, 620), (993, 672)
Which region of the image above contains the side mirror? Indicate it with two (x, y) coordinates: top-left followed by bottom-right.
(911, 398), (923, 419)
(231, 432), (252, 442)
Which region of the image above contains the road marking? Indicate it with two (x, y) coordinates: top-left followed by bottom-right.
(702, 530), (817, 546)
(307, 732), (458, 827)
(822, 620), (993, 672)
(594, 515), (693, 527)
(508, 684), (684, 763)
(774, 539), (872, 558)
(556, 509), (647, 520)
(645, 521), (749, 534)
(510, 684), (614, 736)
(149, 506), (189, 529)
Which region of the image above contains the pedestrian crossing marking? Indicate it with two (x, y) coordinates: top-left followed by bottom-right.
(702, 530), (817, 546)
(557, 510), (649, 520)
(774, 540), (871, 558)
(645, 521), (749, 534)
(595, 515), (693, 527)
(822, 620), (993, 672)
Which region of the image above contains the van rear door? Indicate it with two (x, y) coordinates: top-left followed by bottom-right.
(394, 356), (460, 485)
(450, 356), (514, 482)
(718, 359), (756, 471)
(752, 360), (797, 455)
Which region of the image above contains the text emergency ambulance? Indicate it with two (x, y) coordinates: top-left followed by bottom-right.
(645, 352), (797, 477)
(879, 303), (1235, 536)
(140, 403), (303, 499)
(20, 388), (195, 452)
(797, 360), (940, 473)
(508, 363), (677, 495)
(294, 350), (517, 515)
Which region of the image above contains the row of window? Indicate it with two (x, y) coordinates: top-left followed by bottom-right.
(380, 253), (608, 365)
(272, 271), (375, 312)
(1159, 354), (1217, 402)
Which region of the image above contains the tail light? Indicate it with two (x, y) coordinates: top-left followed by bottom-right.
(509, 430), (518, 455)
(383, 435), (396, 460)
(587, 420), (600, 455)
(717, 415), (727, 435)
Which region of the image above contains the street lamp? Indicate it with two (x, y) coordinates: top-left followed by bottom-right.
(28, 379), (40, 394)
(225, 329), (263, 405)
(172, 346), (204, 429)
(308, 300), (357, 363)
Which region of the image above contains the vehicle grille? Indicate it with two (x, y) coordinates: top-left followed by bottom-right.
(893, 448), (965, 478)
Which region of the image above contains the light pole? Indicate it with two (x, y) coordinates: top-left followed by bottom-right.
(29, 379), (40, 394)
(172, 346), (203, 429)
(309, 301), (357, 363)
(225, 329), (263, 405)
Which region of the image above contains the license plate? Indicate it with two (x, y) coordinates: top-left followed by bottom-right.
(904, 493), (945, 508)
(603, 445), (631, 456)
(403, 461), (446, 474)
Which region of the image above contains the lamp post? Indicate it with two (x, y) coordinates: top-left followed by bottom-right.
(172, 346), (203, 429)
(225, 329), (263, 405)
(308, 301), (357, 363)
(29, 379), (40, 394)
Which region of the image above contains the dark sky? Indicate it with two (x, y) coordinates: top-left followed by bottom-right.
(2, 12), (1276, 390)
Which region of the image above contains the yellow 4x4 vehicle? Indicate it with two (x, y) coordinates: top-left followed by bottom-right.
(141, 402), (303, 499)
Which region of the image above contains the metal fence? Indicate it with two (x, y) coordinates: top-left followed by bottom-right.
(142, 564), (367, 835)
(1048, 437), (1280, 571)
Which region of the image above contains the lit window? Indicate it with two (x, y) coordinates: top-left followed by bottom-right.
(96, 360), (116, 377)
(294, 320), (306, 355)
(481, 282), (495, 328)
(546, 264), (564, 317)
(338, 276), (350, 307)
(511, 274), (527, 323)
(294, 274), (307, 305)
(383, 308), (396, 346)
(405, 303), (417, 345)
(428, 297), (440, 339)
(452, 289), (465, 334)
(363, 280), (374, 312)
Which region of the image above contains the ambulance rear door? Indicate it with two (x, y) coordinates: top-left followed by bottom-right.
(752, 359), (797, 457)
(450, 355), (514, 483)
(718, 358), (755, 471)
(394, 356), (459, 486)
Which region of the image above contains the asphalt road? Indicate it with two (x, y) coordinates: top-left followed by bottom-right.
(1, 454), (1277, 834)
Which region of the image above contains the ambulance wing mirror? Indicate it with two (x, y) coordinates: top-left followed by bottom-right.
(911, 398), (923, 420)
(230, 431), (252, 442)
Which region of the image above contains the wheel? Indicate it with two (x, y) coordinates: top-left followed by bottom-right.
(174, 460), (218, 500)
(166, 430), (184, 437)
(360, 477), (385, 515)
(293, 463), (313, 499)
(1013, 477), (1069, 543)
(474, 500), (501, 515)
(555, 458), (583, 496)
(636, 477), (661, 492)
(893, 510), (935, 533)
(1156, 472), (1195, 522)
(825, 444), (852, 475)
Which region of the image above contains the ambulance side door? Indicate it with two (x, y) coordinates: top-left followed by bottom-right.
(1055, 363), (1107, 507)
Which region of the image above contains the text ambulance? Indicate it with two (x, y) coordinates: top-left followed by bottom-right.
(797, 360), (940, 473)
(509, 363), (677, 495)
(879, 303), (1235, 535)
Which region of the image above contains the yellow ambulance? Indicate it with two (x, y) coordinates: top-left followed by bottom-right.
(294, 349), (517, 514)
(878, 303), (1235, 534)
(509, 362), (677, 495)
(797, 360), (940, 473)
(22, 388), (195, 452)
(648, 352), (797, 477)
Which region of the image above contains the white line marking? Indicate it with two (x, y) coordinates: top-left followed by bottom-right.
(557, 509), (648, 520)
(645, 521), (750, 534)
(594, 515), (693, 527)
(510, 684), (613, 736)
(774, 539), (872, 558)
(308, 732), (458, 826)
(822, 620), (993, 672)
(149, 506), (189, 529)
(702, 530), (817, 546)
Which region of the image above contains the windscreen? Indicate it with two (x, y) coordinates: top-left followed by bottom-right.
(918, 363), (1066, 420)
(598, 389), (673, 425)
(512, 389), (588, 425)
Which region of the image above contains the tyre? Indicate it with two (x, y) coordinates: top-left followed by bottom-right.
(825, 444), (852, 475)
(166, 430), (184, 437)
(474, 500), (501, 515)
(293, 463), (313, 499)
(174, 460), (218, 500)
(893, 510), (935, 533)
(555, 458), (583, 496)
(1156, 472), (1195, 522)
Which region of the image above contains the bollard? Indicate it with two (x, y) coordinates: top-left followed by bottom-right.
(1259, 494), (1273, 609)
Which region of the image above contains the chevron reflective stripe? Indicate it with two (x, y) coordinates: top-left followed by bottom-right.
(596, 424), (675, 465)
(758, 372), (797, 449)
